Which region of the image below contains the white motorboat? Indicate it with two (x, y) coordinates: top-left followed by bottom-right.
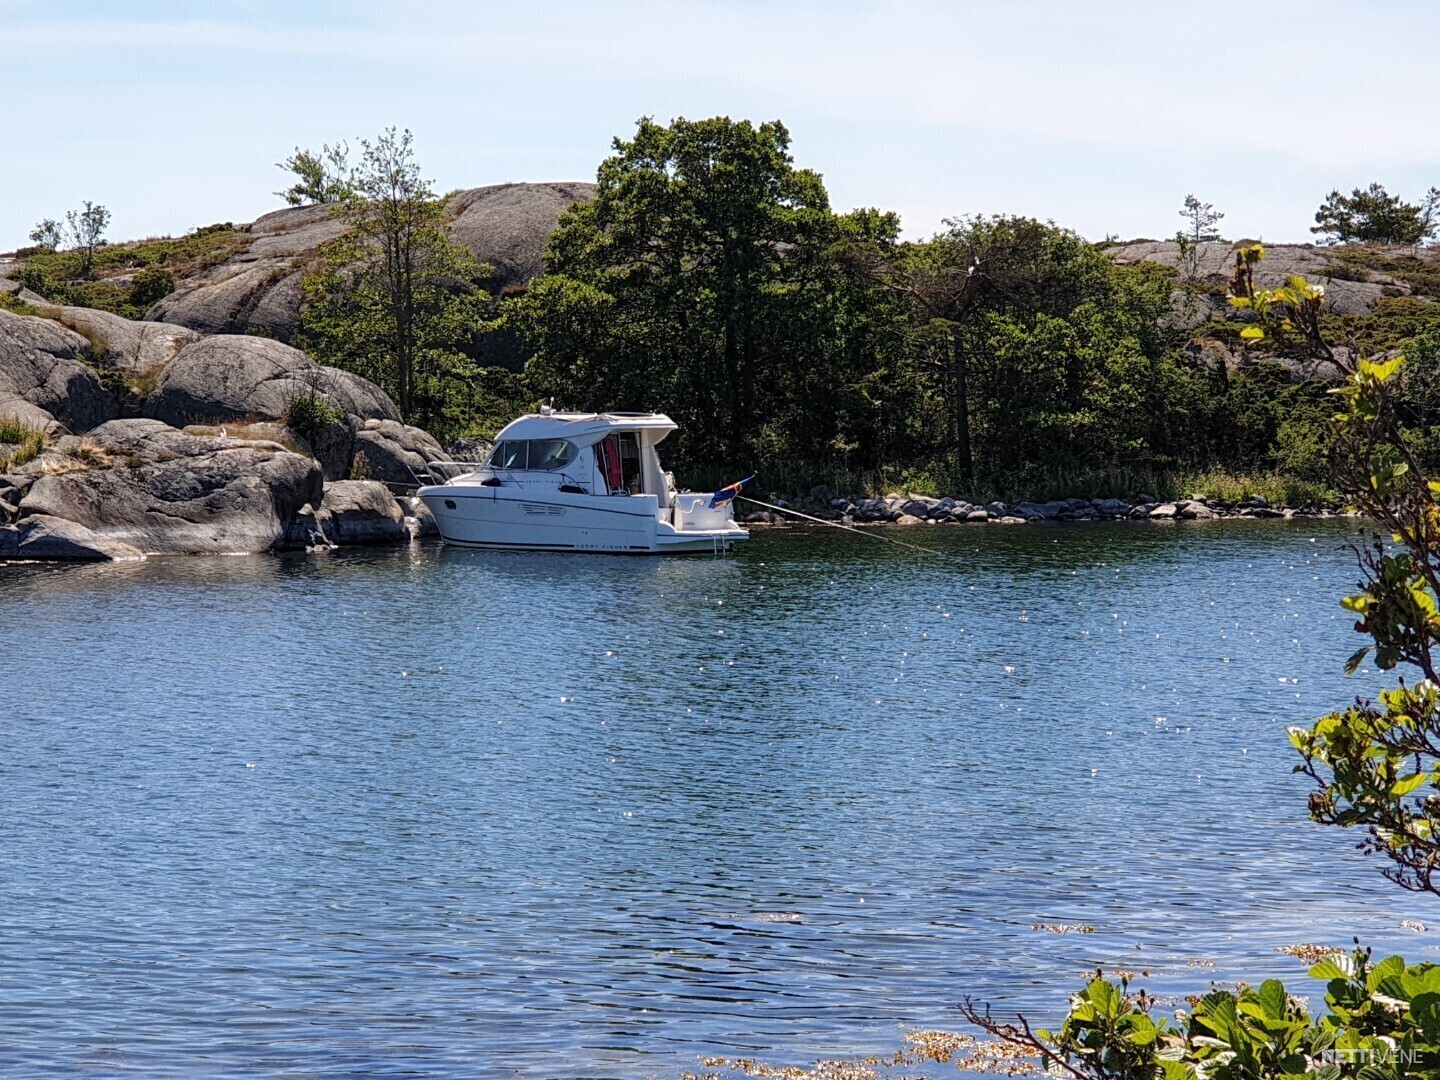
(416, 410), (750, 554)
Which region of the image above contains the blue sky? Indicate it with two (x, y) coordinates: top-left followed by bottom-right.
(3, 0), (1437, 249)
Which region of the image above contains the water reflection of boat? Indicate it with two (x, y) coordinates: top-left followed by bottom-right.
(417, 410), (749, 554)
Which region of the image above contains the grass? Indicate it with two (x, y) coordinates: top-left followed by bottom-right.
(12, 224), (246, 318)
(184, 422), (308, 454)
(19, 223), (243, 280)
(1169, 469), (1341, 508)
(54, 312), (110, 362)
(0, 418), (46, 471)
(59, 442), (114, 470)
(683, 457), (1343, 510)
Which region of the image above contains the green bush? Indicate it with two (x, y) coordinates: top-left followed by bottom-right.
(128, 266), (175, 309)
(283, 392), (345, 441)
(963, 947), (1440, 1078)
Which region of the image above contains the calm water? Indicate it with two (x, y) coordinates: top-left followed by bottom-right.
(2, 521), (1434, 1077)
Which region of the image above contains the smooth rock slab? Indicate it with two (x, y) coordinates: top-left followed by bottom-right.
(353, 420), (447, 488)
(14, 513), (145, 560)
(54, 307), (201, 377)
(145, 335), (400, 428)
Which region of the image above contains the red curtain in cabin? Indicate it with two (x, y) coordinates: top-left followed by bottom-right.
(598, 435), (622, 491)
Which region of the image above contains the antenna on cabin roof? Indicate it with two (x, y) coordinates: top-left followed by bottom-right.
(539, 398), (555, 416)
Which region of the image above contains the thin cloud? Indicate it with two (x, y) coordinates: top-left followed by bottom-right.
(1, 0), (1437, 245)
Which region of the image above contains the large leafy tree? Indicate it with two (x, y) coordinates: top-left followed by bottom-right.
(510, 116), (851, 469)
(875, 217), (1172, 489)
(298, 128), (488, 434)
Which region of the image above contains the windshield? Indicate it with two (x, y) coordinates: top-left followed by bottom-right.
(487, 439), (576, 472)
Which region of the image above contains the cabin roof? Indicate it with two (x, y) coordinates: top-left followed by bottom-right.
(494, 411), (678, 443)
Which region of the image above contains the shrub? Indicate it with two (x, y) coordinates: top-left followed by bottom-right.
(128, 266), (175, 309)
(283, 392), (345, 441)
(961, 946), (1440, 1078)
(0, 290), (44, 316)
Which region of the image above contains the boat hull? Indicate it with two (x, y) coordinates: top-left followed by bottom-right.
(417, 486), (747, 554)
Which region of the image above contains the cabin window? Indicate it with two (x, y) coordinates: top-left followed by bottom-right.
(527, 439), (575, 471)
(488, 439), (576, 472)
(489, 440), (527, 470)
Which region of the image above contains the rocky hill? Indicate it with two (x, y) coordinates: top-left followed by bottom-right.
(143, 181), (594, 344)
(0, 180), (599, 561)
(1106, 238), (1440, 380)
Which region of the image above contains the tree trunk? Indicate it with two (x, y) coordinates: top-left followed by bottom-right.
(951, 331), (973, 483)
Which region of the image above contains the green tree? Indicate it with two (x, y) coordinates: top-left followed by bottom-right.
(876, 217), (1161, 489)
(1312, 183), (1436, 245)
(276, 142), (353, 206)
(28, 218), (62, 252)
(66, 202), (110, 277)
(29, 202), (110, 276)
(510, 116), (845, 469)
(1174, 194), (1224, 280)
(297, 128), (489, 434)
(1179, 193), (1225, 244)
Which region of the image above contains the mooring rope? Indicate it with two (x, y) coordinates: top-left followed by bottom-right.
(736, 495), (947, 556)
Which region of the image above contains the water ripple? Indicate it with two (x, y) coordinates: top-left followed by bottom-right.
(1, 521), (1429, 1077)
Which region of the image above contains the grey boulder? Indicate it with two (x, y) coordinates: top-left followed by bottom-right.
(12, 514), (145, 560)
(144, 184), (596, 344)
(447, 182), (597, 290)
(319, 480), (407, 545)
(16, 418), (322, 555)
(144, 205), (350, 339)
(53, 307), (201, 377)
(352, 419), (448, 488)
(0, 308), (117, 432)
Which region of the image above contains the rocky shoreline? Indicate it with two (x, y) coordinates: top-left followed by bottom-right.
(0, 303), (451, 561)
(742, 492), (1349, 526)
(2, 282), (1344, 562)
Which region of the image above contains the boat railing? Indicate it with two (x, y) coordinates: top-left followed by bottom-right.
(416, 460), (487, 485)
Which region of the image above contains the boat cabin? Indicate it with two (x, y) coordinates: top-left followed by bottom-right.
(471, 411), (679, 503)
